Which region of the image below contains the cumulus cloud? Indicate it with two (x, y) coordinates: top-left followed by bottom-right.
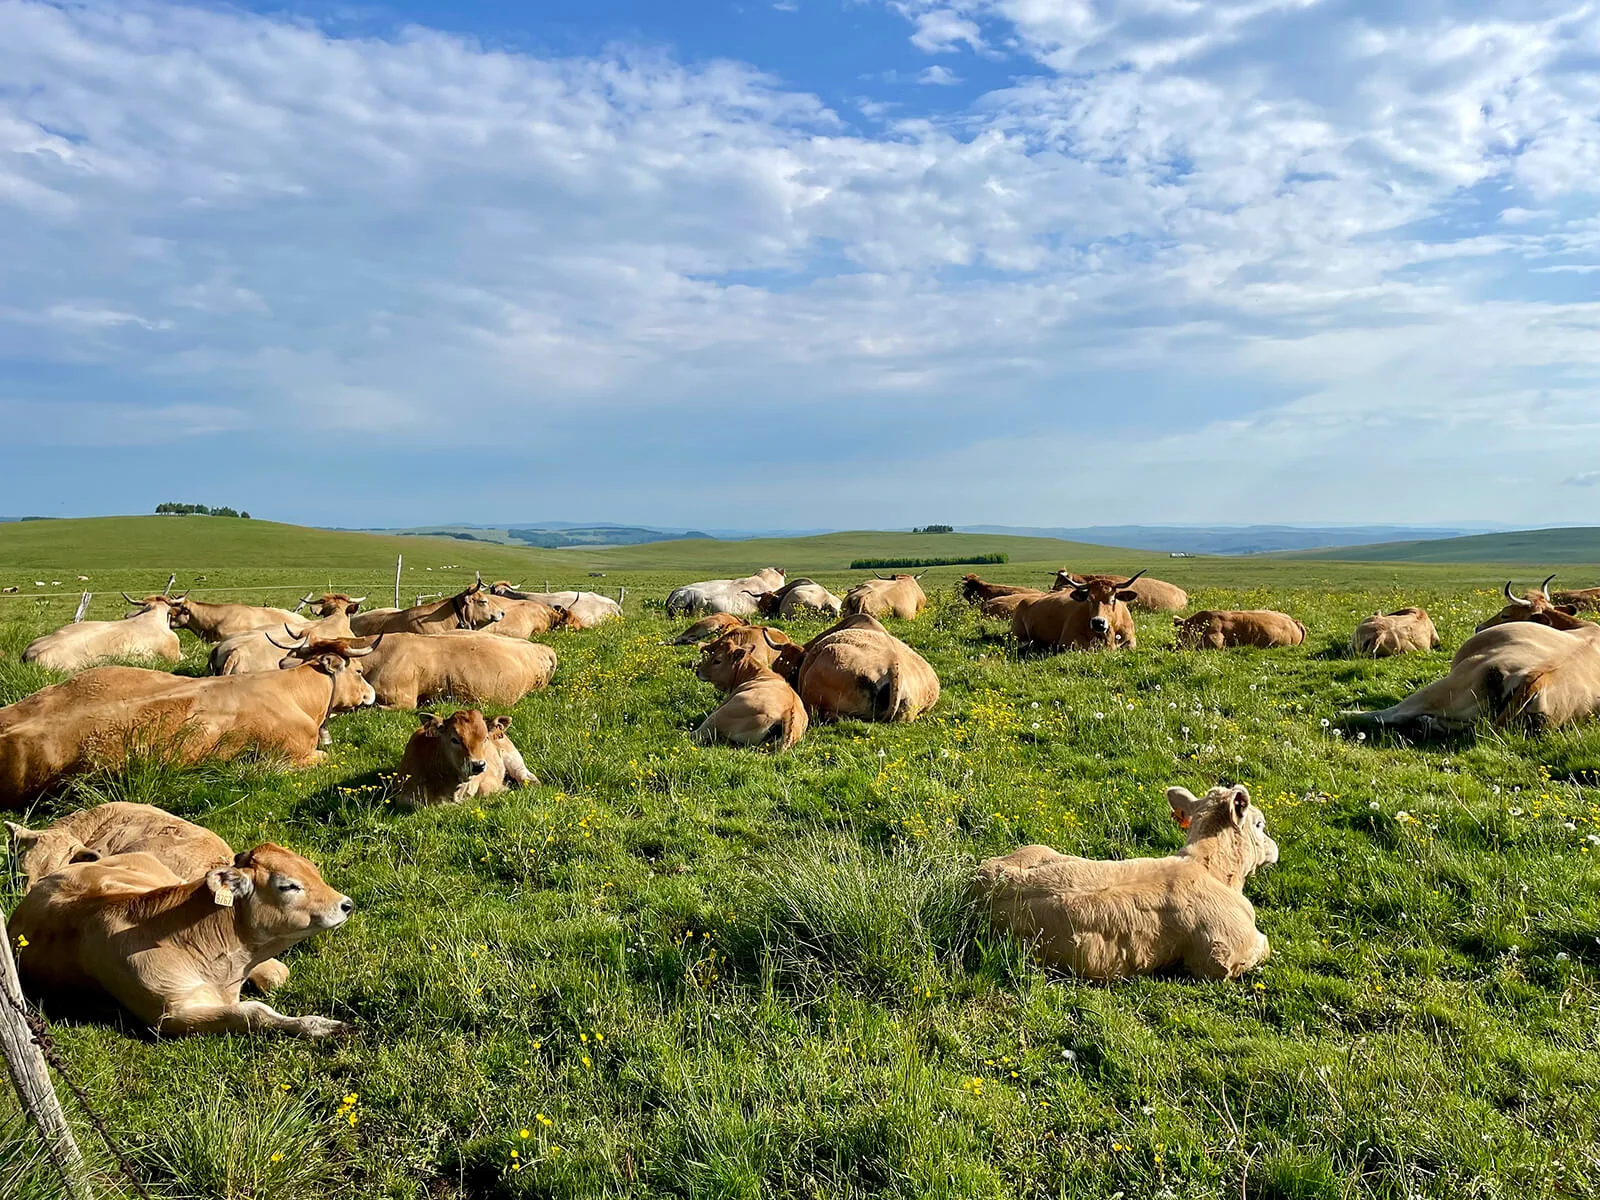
(0, 0), (1598, 524)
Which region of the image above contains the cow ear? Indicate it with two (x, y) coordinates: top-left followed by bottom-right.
(5, 822), (37, 851)
(1115, 590), (1139, 603)
(416, 712), (442, 731)
(317, 653), (346, 674)
(69, 846), (101, 865)
(233, 849), (256, 869)
(491, 716), (512, 732)
(1231, 786), (1251, 822)
(1071, 589), (1091, 602)
(1559, 604), (1579, 615)
(206, 866), (254, 906)
(1166, 787), (1199, 829)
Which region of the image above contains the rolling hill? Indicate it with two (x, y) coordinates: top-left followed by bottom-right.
(1284, 526), (1600, 566)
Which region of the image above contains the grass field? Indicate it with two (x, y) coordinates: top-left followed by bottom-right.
(1285, 526), (1600, 566)
(1, 520), (1598, 1200)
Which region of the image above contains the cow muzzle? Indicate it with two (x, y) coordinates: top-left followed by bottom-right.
(319, 895), (356, 927)
(1089, 616), (1110, 634)
(469, 759), (487, 776)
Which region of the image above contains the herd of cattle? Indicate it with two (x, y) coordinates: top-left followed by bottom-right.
(2, 564), (1598, 1040)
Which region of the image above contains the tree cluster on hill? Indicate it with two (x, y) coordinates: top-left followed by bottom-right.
(912, 524), (955, 534)
(850, 553), (1007, 569)
(155, 503), (251, 518)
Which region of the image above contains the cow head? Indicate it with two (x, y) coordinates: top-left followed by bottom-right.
(1476, 577), (1583, 632)
(301, 592), (365, 617)
(451, 576), (506, 629)
(960, 574), (985, 601)
(272, 635), (381, 711)
(1166, 784), (1279, 882)
(5, 822), (102, 886)
(744, 589), (783, 616)
(121, 593), (178, 622)
(411, 709), (500, 781)
(1059, 570), (1145, 639)
(210, 843), (353, 947)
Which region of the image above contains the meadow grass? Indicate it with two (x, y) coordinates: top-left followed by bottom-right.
(0, 528), (1597, 1199)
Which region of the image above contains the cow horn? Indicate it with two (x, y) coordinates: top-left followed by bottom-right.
(1117, 570), (1148, 588)
(913, 570), (927, 579)
(761, 628), (782, 650)
(475, 570), (483, 590)
(1060, 573), (1084, 589)
(1540, 574), (1556, 602)
(1504, 580), (1523, 605)
(121, 591), (142, 605)
(874, 573), (890, 581)
(344, 634), (383, 657)
(293, 592), (315, 612)
(265, 629), (306, 651)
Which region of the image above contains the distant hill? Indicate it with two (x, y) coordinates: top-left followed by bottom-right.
(507, 526), (711, 549)
(958, 524), (1497, 556)
(1282, 527), (1600, 565)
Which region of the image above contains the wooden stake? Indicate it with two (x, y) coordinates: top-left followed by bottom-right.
(73, 594), (91, 624)
(0, 925), (95, 1200)
(394, 556), (403, 610)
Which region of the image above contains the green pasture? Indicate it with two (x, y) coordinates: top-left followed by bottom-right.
(0, 519), (1597, 1199)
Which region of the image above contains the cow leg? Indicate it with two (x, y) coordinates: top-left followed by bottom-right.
(691, 718), (720, 745)
(318, 725), (332, 746)
(246, 958), (291, 993)
(160, 1001), (348, 1038)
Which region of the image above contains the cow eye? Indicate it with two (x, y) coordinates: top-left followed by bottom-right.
(277, 880), (302, 893)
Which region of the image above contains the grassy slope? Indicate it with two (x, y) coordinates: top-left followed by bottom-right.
(0, 520), (1597, 1200)
(1285, 526), (1600, 566)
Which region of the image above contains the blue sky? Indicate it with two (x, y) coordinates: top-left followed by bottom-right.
(2, 0), (1599, 528)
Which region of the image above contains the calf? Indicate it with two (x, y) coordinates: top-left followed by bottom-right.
(9, 842), (353, 1037)
(796, 614), (940, 722)
(393, 710), (531, 809)
(974, 784), (1276, 980)
(1174, 610), (1306, 649)
(1351, 607), (1439, 657)
(1012, 572), (1143, 650)
(692, 637), (808, 750)
(22, 596), (182, 673)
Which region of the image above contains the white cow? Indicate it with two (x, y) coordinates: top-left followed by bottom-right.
(665, 570), (786, 617)
(21, 596), (182, 673)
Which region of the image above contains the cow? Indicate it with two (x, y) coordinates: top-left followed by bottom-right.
(293, 592), (366, 618)
(1351, 607), (1440, 657)
(703, 623), (804, 681)
(843, 574), (928, 620)
(8, 842), (353, 1037)
(21, 595), (182, 673)
(974, 784), (1276, 981)
(670, 613), (749, 645)
(665, 570), (786, 617)
(393, 710), (531, 809)
(1174, 610), (1306, 650)
(961, 575), (1040, 604)
(691, 635), (808, 750)
(460, 596), (573, 639)
(209, 613), (356, 675)
(978, 591), (1045, 620)
(1011, 572), (1143, 651)
(1552, 585), (1600, 613)
(488, 584), (622, 629)
(347, 578), (503, 637)
(6, 802), (293, 993)
(1476, 578), (1587, 632)
(795, 614), (939, 722)
(351, 631), (556, 709)
(1344, 620), (1600, 735)
(0, 641), (379, 805)
(1051, 570), (1188, 613)
(747, 578), (844, 619)
(167, 596), (309, 643)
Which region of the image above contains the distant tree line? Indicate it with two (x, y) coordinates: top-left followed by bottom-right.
(850, 553), (1007, 569)
(912, 524), (954, 534)
(155, 503), (251, 518)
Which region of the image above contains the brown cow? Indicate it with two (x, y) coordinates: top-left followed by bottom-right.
(796, 614), (939, 722)
(1012, 572), (1143, 650)
(978, 591), (1045, 620)
(1174, 610), (1306, 649)
(9, 842), (353, 1037)
(167, 596), (308, 643)
(489, 584), (622, 628)
(692, 636), (808, 750)
(294, 592), (366, 617)
(974, 784), (1276, 980)
(708, 623), (805, 681)
(209, 613), (357, 675)
(747, 578), (844, 619)
(1052, 570), (1188, 612)
(1476, 578), (1587, 632)
(670, 613), (749, 645)
(6, 802), (293, 993)
(1351, 607), (1440, 657)
(843, 574), (928, 620)
(0, 641), (379, 805)
(461, 596), (572, 639)
(394, 710), (531, 809)
(22, 596), (182, 673)
(1346, 620), (1600, 735)
(348, 578), (504, 637)
(349, 631), (556, 709)
(961, 574), (1039, 603)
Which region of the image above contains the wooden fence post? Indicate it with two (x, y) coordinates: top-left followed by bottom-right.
(394, 556), (402, 611)
(618, 586), (626, 608)
(73, 594), (92, 624)
(0, 926), (95, 1200)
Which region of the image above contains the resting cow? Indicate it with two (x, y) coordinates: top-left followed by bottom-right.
(670, 613), (749, 645)
(1351, 607), (1439, 657)
(0, 641), (378, 806)
(796, 614), (939, 722)
(748, 578), (844, 619)
(666, 570), (786, 617)
(1052, 570), (1187, 613)
(974, 784), (1276, 980)
(22, 595), (182, 673)
(348, 578), (504, 637)
(210, 612), (357, 675)
(8, 842), (353, 1037)
(460, 596), (572, 639)
(1476, 578), (1587, 632)
(352, 631), (556, 709)
(843, 574), (928, 620)
(488, 584), (622, 629)
(167, 596), (308, 643)
(1174, 610), (1306, 649)
(692, 635), (808, 750)
(1012, 572), (1143, 650)
(394, 710), (531, 809)
(961, 575), (1038, 604)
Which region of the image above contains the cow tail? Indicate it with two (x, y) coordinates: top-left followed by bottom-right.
(872, 662), (904, 722)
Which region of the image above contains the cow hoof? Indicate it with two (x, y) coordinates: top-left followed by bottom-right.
(299, 1016), (351, 1039)
(248, 959), (291, 993)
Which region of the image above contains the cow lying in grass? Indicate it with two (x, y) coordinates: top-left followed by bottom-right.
(1012, 572), (1143, 650)
(746, 578), (844, 619)
(843, 574), (928, 620)
(489, 584), (622, 629)
(1051, 570), (1188, 612)
(671, 613), (748, 645)
(9, 842), (353, 1037)
(22, 595), (182, 673)
(1174, 610), (1306, 649)
(1351, 607), (1439, 657)
(394, 710), (531, 808)
(974, 784), (1277, 980)
(342, 631), (556, 709)
(796, 614), (939, 722)
(692, 635), (808, 750)
(666, 570), (786, 617)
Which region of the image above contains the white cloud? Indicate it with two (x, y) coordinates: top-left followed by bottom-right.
(918, 65), (963, 85)
(0, 0), (1599, 523)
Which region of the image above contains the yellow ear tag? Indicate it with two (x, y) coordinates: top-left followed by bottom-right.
(213, 882), (234, 908)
